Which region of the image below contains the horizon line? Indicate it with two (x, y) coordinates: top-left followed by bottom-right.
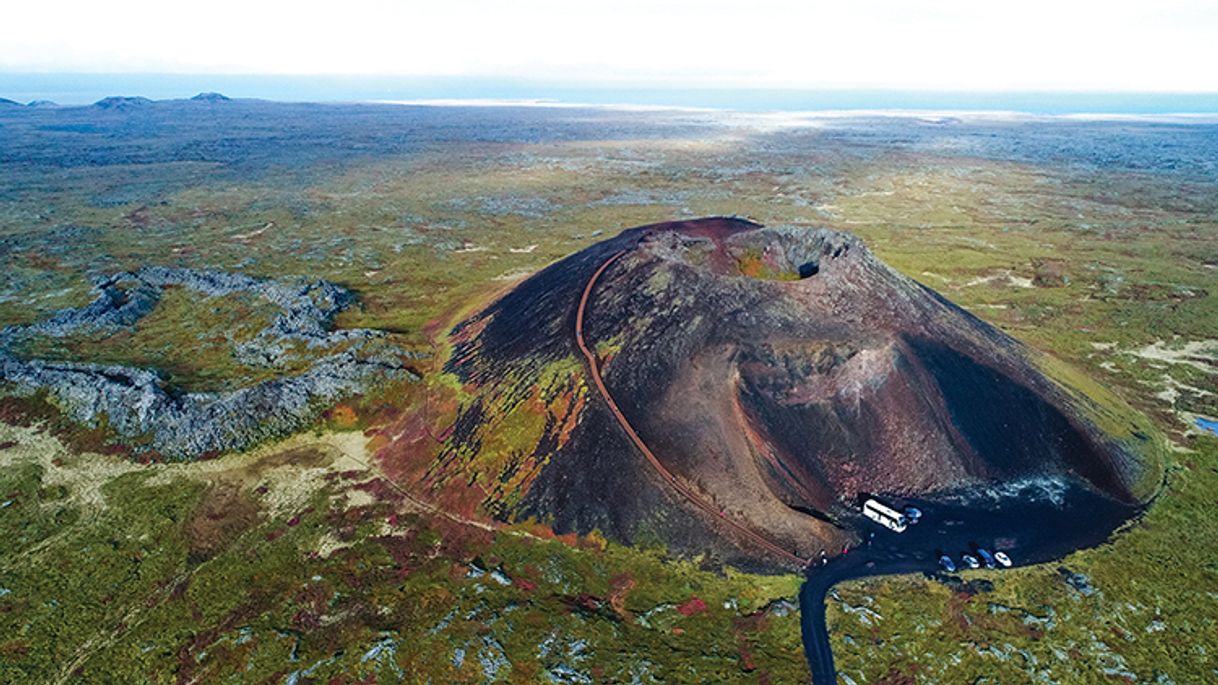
(4, 72), (1218, 96)
(6, 93), (1218, 123)
(7, 74), (1218, 116)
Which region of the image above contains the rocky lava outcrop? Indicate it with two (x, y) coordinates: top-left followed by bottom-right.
(430, 218), (1159, 569)
(0, 267), (414, 459)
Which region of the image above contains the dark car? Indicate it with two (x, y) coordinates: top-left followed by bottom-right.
(976, 548), (997, 569)
(938, 554), (957, 573)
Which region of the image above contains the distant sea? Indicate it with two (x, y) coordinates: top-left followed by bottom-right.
(4, 73), (1218, 114)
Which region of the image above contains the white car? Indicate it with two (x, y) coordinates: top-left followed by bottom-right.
(994, 551), (1012, 568)
(961, 554), (980, 569)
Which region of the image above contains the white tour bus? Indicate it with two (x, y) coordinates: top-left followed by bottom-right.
(862, 498), (908, 533)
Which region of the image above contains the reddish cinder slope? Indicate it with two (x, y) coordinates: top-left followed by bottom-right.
(575, 249), (809, 567)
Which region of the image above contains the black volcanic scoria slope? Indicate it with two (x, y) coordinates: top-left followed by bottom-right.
(433, 218), (1160, 569)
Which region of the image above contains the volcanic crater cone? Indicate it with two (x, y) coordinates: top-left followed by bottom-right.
(434, 218), (1160, 569)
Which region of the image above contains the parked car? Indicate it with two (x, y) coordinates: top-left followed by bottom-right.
(961, 554), (980, 569)
(976, 548), (997, 569)
(938, 554), (957, 573)
(994, 551), (1012, 568)
(903, 506), (923, 523)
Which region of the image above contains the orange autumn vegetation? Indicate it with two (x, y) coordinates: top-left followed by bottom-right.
(328, 404), (359, 429)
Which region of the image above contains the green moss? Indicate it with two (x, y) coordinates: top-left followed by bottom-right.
(0, 436), (809, 683)
(0, 461), (81, 553)
(0, 470), (204, 682)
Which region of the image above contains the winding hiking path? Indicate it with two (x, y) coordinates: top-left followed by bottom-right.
(574, 249), (809, 569)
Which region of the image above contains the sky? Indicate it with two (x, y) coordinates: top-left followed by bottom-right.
(4, 0), (1218, 92)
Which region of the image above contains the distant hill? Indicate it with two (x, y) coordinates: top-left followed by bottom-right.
(0, 97), (21, 107)
(25, 100), (59, 108)
(93, 95), (154, 109)
(190, 92), (231, 102)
